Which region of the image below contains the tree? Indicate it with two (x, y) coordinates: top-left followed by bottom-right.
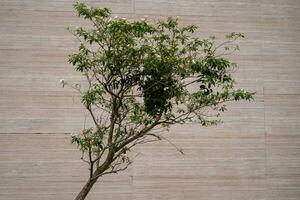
(65, 2), (254, 200)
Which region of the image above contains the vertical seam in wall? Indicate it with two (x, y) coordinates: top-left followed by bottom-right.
(262, 53), (267, 198)
(261, 1), (268, 198)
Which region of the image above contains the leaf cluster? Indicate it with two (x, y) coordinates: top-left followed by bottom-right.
(67, 2), (255, 180)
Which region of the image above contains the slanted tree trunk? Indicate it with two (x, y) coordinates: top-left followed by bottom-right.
(74, 177), (98, 200)
(75, 151), (115, 200)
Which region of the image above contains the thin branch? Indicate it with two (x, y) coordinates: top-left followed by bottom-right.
(213, 37), (238, 53)
(160, 135), (184, 155)
(87, 106), (99, 128)
(145, 133), (184, 154)
(92, 160), (132, 179)
(80, 152), (90, 164)
(88, 146), (94, 179)
(182, 76), (203, 87)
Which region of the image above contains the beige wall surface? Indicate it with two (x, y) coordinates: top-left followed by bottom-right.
(0, 0), (299, 199)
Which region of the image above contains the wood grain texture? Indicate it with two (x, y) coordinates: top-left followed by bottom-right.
(0, 0), (299, 199)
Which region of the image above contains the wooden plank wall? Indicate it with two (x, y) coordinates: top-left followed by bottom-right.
(0, 0), (299, 199)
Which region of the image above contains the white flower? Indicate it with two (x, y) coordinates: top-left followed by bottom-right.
(70, 133), (79, 137)
(122, 17), (127, 20)
(141, 18), (145, 21)
(114, 15), (118, 19)
(60, 79), (66, 88)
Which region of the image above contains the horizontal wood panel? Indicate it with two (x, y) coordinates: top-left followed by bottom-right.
(0, 0), (299, 200)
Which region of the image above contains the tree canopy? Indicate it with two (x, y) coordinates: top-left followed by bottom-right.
(65, 2), (254, 200)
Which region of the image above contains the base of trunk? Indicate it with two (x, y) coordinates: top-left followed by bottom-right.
(74, 178), (97, 200)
